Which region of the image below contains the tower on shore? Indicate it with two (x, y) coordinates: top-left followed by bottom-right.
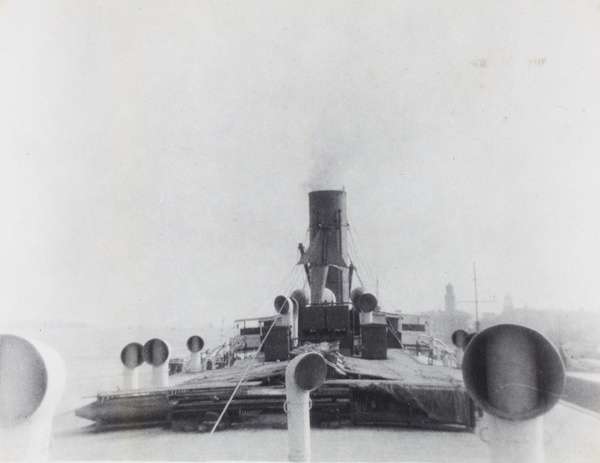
(445, 283), (456, 312)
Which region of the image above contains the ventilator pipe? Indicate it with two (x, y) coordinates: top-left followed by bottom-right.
(291, 289), (309, 309)
(353, 289), (373, 324)
(352, 288), (377, 325)
(359, 310), (373, 325)
(451, 329), (468, 349)
(275, 295), (294, 327)
(0, 334), (66, 461)
(486, 415), (544, 463)
(285, 352), (327, 463)
(451, 330), (468, 369)
(462, 324), (565, 463)
(290, 298), (300, 346)
(321, 288), (336, 303)
(275, 295), (295, 350)
(120, 342), (144, 390)
(453, 347), (464, 369)
(142, 338), (171, 388)
(186, 335), (204, 371)
(350, 287), (366, 307)
(359, 293), (377, 313)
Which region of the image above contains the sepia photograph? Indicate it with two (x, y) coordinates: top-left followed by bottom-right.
(1, 1), (599, 462)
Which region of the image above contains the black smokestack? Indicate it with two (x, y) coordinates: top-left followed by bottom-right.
(303, 190), (350, 303)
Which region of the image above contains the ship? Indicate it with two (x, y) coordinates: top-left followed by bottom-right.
(75, 189), (476, 432)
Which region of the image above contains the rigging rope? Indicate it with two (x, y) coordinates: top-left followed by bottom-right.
(386, 317), (404, 348)
(209, 315), (282, 434)
(347, 221), (378, 290)
(244, 261), (299, 318)
(347, 208), (402, 313)
(209, 234), (313, 433)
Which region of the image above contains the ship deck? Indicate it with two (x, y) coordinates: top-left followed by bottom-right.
(101, 348), (462, 398)
(77, 348), (470, 432)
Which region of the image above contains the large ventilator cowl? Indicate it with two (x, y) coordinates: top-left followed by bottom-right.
(462, 324), (565, 421)
(290, 289), (309, 309)
(143, 338), (171, 388)
(291, 352), (328, 391)
(121, 343), (144, 369)
(0, 335), (65, 427)
(143, 338), (170, 366)
(186, 336), (204, 353)
(120, 342), (144, 390)
(357, 293), (377, 312)
(186, 336), (204, 372)
(0, 334), (66, 461)
(451, 330), (468, 349)
(285, 353), (327, 463)
(352, 287), (377, 325)
(350, 287), (378, 312)
(0, 336), (46, 426)
(274, 295), (294, 314)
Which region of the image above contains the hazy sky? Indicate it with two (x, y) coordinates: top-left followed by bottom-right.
(1, 1), (600, 328)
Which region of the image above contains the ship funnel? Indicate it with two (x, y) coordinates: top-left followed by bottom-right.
(143, 339), (171, 388)
(186, 336), (204, 371)
(285, 353), (327, 462)
(0, 334), (66, 461)
(302, 190), (350, 304)
(462, 324), (565, 463)
(120, 342), (144, 389)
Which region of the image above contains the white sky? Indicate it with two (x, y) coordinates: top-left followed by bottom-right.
(1, 0), (600, 327)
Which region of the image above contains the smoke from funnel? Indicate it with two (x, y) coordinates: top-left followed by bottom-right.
(303, 149), (347, 192)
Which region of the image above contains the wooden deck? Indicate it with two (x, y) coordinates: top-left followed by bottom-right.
(175, 348), (463, 388)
